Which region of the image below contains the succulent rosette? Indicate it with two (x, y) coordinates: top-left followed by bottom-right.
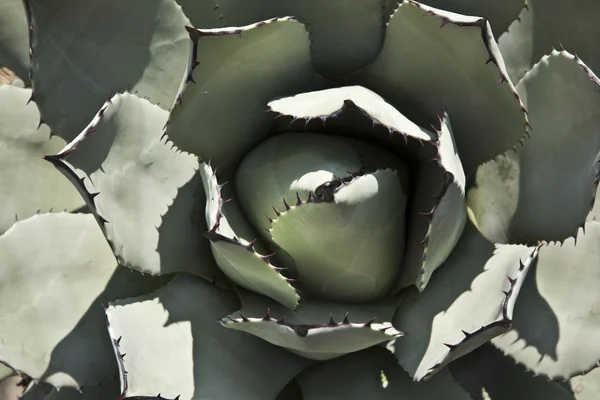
(1, 0), (600, 399)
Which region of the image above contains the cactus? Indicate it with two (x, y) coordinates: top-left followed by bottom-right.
(1, 1), (600, 399)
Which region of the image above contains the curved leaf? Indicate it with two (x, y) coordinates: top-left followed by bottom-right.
(416, 0), (525, 36)
(362, 0), (529, 173)
(392, 220), (539, 382)
(221, 290), (402, 360)
(268, 85), (435, 142)
(297, 347), (471, 400)
(399, 112), (466, 290)
(0, 0), (29, 85)
(22, 378), (120, 400)
(105, 274), (313, 400)
(235, 131), (410, 302)
(46, 93), (218, 280)
(0, 85), (83, 234)
(201, 162), (300, 309)
(492, 222), (600, 380)
(176, 0), (387, 78)
(164, 17), (323, 178)
(498, 0), (600, 84)
(468, 51), (600, 244)
(24, 0), (190, 142)
(267, 84), (436, 166)
(450, 344), (575, 400)
(0, 213), (118, 389)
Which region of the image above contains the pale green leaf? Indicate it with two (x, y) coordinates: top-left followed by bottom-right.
(468, 51), (600, 244)
(26, 0), (190, 141)
(105, 274), (312, 400)
(361, 1), (528, 172)
(393, 220), (539, 381)
(49, 93), (218, 279)
(176, 0), (386, 78)
(164, 17), (323, 178)
(221, 290), (402, 360)
(492, 222), (600, 379)
(0, 85), (83, 234)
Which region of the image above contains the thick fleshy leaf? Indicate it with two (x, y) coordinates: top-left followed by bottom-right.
(268, 169), (407, 302)
(201, 162), (300, 309)
(235, 131), (410, 302)
(0, 213), (118, 389)
(164, 17), (323, 178)
(297, 347), (471, 399)
(0, 85), (83, 234)
(416, 0), (526, 36)
(0, 0), (29, 85)
(468, 51), (600, 244)
(392, 220), (539, 382)
(24, 0), (190, 142)
(106, 273), (312, 400)
(267, 85), (436, 164)
(362, 0), (529, 173)
(221, 290), (402, 360)
(268, 85), (434, 142)
(45, 92), (218, 280)
(492, 222), (600, 380)
(399, 113), (466, 290)
(450, 344), (575, 400)
(176, 0), (386, 78)
(498, 0), (600, 84)
(22, 378), (120, 400)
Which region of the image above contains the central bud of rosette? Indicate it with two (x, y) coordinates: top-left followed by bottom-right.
(235, 132), (409, 303)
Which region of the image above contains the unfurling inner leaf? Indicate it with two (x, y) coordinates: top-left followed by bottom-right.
(235, 132), (409, 302)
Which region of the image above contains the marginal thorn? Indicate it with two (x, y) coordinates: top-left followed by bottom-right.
(342, 312), (350, 324)
(328, 313), (335, 326)
(363, 317), (377, 328)
(238, 311), (249, 322)
(263, 308), (271, 321)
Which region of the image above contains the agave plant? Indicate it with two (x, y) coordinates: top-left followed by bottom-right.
(1, 0), (600, 399)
